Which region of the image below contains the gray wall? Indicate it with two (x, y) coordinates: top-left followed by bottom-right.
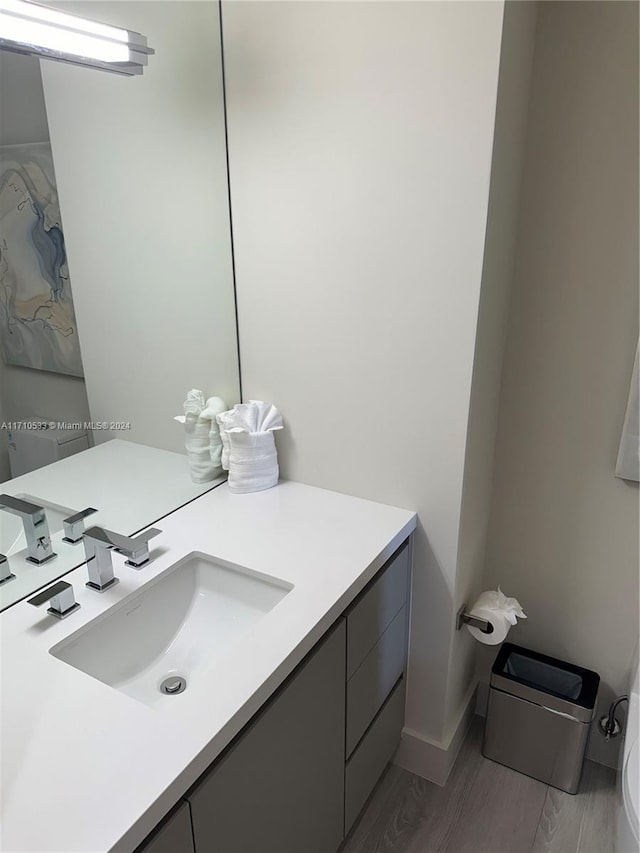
(480, 0), (639, 768)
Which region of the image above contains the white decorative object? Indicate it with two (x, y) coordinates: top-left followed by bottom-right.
(174, 390), (226, 483)
(616, 344), (639, 482)
(466, 587), (526, 646)
(218, 401), (283, 494)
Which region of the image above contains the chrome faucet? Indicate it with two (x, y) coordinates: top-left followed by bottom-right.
(0, 494), (56, 564)
(83, 525), (161, 591)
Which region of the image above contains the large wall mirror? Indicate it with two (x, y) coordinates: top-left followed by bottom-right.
(0, 1), (241, 609)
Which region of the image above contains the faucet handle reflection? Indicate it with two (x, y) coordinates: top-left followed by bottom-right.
(0, 494), (56, 565)
(0, 553), (15, 585)
(82, 526), (162, 592)
(63, 507), (99, 544)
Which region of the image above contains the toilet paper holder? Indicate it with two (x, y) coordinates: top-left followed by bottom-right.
(456, 604), (494, 634)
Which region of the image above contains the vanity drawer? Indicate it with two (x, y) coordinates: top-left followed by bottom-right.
(347, 542), (409, 680)
(345, 677), (406, 835)
(346, 603), (407, 757)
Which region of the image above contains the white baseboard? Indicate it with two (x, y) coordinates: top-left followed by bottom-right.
(393, 685), (477, 786)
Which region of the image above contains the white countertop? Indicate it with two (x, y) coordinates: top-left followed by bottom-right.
(0, 480), (416, 853)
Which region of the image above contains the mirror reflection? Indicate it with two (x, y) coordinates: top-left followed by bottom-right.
(0, 49), (90, 483)
(0, 1), (241, 610)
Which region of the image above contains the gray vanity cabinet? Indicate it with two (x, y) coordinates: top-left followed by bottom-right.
(136, 801), (194, 853)
(187, 619), (346, 853)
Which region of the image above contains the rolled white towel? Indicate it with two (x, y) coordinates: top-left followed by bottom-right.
(227, 431), (279, 493)
(217, 400), (283, 493)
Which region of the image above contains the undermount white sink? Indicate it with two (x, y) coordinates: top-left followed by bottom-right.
(51, 552), (294, 708)
(0, 494), (76, 558)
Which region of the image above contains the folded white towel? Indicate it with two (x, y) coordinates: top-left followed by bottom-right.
(216, 410), (234, 471)
(175, 390), (227, 483)
(224, 400), (284, 435)
(218, 400), (283, 493)
(201, 396), (227, 470)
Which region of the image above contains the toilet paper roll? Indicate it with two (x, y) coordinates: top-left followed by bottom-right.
(466, 606), (512, 645)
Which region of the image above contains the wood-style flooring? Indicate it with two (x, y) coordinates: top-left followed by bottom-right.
(342, 718), (617, 853)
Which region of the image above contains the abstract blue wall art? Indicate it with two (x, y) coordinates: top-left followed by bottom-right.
(0, 142), (84, 377)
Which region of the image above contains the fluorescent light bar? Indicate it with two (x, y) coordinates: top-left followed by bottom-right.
(0, 0), (153, 75)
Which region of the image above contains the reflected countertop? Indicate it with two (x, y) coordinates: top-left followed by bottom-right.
(0, 480), (416, 853)
(0, 439), (224, 610)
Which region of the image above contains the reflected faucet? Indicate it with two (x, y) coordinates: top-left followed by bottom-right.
(0, 553), (15, 585)
(83, 525), (161, 591)
(0, 494), (57, 564)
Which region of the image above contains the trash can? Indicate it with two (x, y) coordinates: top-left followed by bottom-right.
(483, 642), (600, 794)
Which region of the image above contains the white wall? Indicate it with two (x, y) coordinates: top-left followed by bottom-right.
(40, 1), (240, 454)
(480, 0), (639, 767)
(0, 51), (91, 480)
(223, 0), (505, 766)
(446, 0), (538, 734)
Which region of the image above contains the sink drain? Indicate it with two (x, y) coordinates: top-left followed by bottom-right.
(160, 675), (187, 695)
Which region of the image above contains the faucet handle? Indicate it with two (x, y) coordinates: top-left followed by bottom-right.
(118, 528), (162, 568)
(62, 507), (99, 544)
(28, 580), (80, 619)
(0, 553), (15, 586)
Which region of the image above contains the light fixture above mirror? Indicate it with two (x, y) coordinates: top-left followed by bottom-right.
(0, 0), (153, 75)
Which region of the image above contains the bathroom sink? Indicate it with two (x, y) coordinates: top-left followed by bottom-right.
(0, 494), (76, 558)
(51, 552), (293, 708)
